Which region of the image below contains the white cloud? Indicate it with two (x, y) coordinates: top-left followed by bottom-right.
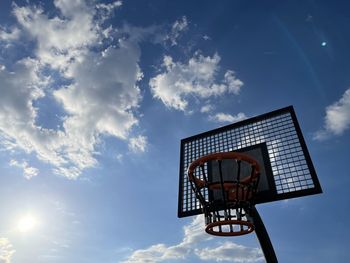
(9, 159), (38, 179)
(0, 238), (15, 263)
(52, 41), (143, 176)
(121, 216), (262, 263)
(0, 27), (20, 41)
(150, 52), (243, 112)
(224, 70), (243, 95)
(96, 1), (123, 13)
(165, 16), (188, 46)
(95, 1), (123, 25)
(121, 216), (208, 263)
(314, 88), (350, 140)
(128, 135), (147, 153)
(200, 104), (215, 113)
(13, 1), (98, 72)
(203, 35), (211, 41)
(195, 242), (264, 262)
(210, 112), (247, 123)
(0, 1), (145, 178)
(0, 58), (64, 168)
(121, 244), (184, 263)
(116, 154), (124, 162)
(181, 215), (211, 245)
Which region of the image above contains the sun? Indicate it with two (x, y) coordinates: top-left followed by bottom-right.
(17, 214), (39, 233)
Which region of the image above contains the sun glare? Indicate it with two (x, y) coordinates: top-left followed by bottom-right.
(17, 214), (38, 233)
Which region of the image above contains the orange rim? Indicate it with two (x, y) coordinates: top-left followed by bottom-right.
(187, 152), (260, 188)
(205, 219), (255, 236)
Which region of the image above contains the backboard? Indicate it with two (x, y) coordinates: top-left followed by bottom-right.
(178, 106), (322, 218)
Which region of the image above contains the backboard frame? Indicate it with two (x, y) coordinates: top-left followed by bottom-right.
(178, 106), (322, 218)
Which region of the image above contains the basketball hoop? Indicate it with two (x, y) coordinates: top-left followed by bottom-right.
(180, 106), (322, 262)
(187, 152), (260, 236)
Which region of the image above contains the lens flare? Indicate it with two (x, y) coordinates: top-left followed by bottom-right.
(17, 215), (38, 233)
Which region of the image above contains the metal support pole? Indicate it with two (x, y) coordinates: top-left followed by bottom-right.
(250, 206), (278, 263)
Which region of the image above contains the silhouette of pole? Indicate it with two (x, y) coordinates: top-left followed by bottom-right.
(250, 206), (278, 263)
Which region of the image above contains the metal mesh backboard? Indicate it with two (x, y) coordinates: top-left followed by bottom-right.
(178, 106), (322, 218)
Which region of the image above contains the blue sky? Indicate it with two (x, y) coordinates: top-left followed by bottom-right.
(0, 0), (349, 262)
